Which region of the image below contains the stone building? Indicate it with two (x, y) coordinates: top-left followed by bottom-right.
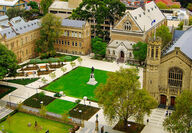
(144, 28), (192, 109)
(54, 19), (91, 55)
(106, 1), (166, 62)
(106, 40), (135, 62)
(49, 0), (82, 19)
(0, 0), (27, 15)
(0, 17), (40, 62)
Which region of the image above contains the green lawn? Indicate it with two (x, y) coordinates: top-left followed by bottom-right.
(43, 67), (108, 101)
(5, 78), (39, 85)
(0, 112), (73, 133)
(46, 99), (77, 114)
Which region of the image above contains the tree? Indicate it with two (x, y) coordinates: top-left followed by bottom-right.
(61, 67), (67, 73)
(49, 72), (56, 79)
(163, 90), (192, 133)
(77, 57), (83, 65)
(156, 25), (172, 48)
(40, 0), (53, 15)
(170, 4), (181, 9)
(27, 1), (39, 9)
(132, 42), (147, 65)
(189, 16), (192, 26)
(6, 7), (25, 19)
(41, 77), (47, 84)
(95, 68), (157, 129)
(156, 2), (167, 9)
(23, 9), (40, 21)
(177, 0), (192, 8)
(36, 13), (62, 55)
(71, 0), (126, 39)
(187, 3), (192, 11)
(91, 36), (107, 58)
(0, 44), (19, 79)
(176, 21), (184, 30)
(70, 62), (76, 68)
(39, 105), (47, 117)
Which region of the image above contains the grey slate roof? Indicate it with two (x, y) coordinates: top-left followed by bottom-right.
(62, 19), (86, 28)
(173, 30), (185, 42)
(0, 15), (8, 22)
(0, 27), (16, 39)
(166, 27), (192, 59)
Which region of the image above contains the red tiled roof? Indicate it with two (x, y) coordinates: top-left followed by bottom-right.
(155, 0), (180, 6)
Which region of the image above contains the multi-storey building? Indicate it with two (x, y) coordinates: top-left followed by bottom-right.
(0, 17), (40, 62)
(106, 1), (166, 63)
(0, 0), (27, 15)
(54, 19), (91, 55)
(144, 27), (192, 109)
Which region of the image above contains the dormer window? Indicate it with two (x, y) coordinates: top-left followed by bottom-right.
(124, 20), (132, 31)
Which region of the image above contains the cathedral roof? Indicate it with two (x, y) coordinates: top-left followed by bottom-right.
(166, 27), (192, 59)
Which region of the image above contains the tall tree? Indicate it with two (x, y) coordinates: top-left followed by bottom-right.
(27, 1), (39, 10)
(132, 42), (147, 65)
(71, 0), (126, 39)
(177, 0), (192, 8)
(6, 7), (25, 19)
(95, 68), (157, 129)
(156, 25), (172, 48)
(91, 36), (107, 58)
(163, 90), (192, 133)
(40, 0), (53, 15)
(0, 44), (19, 79)
(36, 13), (62, 55)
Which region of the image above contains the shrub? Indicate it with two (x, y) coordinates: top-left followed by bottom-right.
(54, 92), (62, 97)
(75, 99), (81, 104)
(38, 91), (45, 99)
(64, 56), (72, 61)
(50, 50), (57, 57)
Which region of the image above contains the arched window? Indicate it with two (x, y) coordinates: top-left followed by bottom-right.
(168, 67), (183, 87)
(129, 52), (132, 58)
(124, 20), (132, 31)
(108, 50), (110, 55)
(113, 50), (115, 55)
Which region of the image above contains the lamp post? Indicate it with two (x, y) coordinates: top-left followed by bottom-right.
(95, 114), (99, 133)
(83, 96), (87, 105)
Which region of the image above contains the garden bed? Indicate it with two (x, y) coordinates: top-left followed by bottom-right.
(23, 93), (55, 108)
(37, 70), (54, 76)
(69, 104), (100, 120)
(113, 121), (145, 133)
(0, 85), (17, 99)
(22, 66), (39, 71)
(5, 78), (40, 85)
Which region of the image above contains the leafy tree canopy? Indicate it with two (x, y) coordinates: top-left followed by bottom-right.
(132, 42), (147, 64)
(40, 0), (53, 15)
(176, 0), (192, 8)
(156, 25), (172, 48)
(163, 90), (192, 133)
(27, 1), (39, 9)
(156, 2), (167, 9)
(95, 68), (157, 128)
(91, 36), (107, 58)
(36, 13), (62, 55)
(0, 44), (19, 79)
(71, 0), (126, 38)
(6, 7), (25, 20)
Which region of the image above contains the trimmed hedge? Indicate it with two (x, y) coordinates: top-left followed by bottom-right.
(0, 85), (17, 99)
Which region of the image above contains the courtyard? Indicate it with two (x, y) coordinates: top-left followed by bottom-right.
(0, 112), (73, 133)
(42, 67), (108, 101)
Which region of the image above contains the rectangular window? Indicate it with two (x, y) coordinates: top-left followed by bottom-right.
(64, 31), (67, 36)
(156, 47), (158, 58)
(151, 47), (154, 58)
(62, 40), (64, 45)
(75, 32), (77, 37)
(65, 41), (67, 45)
(79, 42), (82, 47)
(72, 31), (74, 37)
(72, 42), (74, 46)
(68, 41), (70, 45)
(67, 31), (69, 36)
(75, 42), (77, 46)
(79, 32), (82, 38)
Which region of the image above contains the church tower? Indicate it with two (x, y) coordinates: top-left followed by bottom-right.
(144, 37), (161, 101)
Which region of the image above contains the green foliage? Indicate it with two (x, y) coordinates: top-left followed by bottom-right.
(91, 36), (107, 57)
(70, 62), (76, 68)
(187, 3), (192, 11)
(40, 0), (53, 15)
(189, 16), (192, 26)
(62, 112), (69, 123)
(95, 68), (157, 127)
(176, 21), (184, 30)
(49, 72), (56, 79)
(77, 57), (83, 65)
(54, 92), (62, 97)
(71, 0), (126, 39)
(40, 105), (47, 117)
(170, 4), (181, 9)
(75, 99), (81, 104)
(41, 77), (48, 84)
(36, 13), (62, 54)
(163, 91), (192, 133)
(27, 1), (39, 9)
(38, 91), (45, 99)
(6, 7), (24, 19)
(156, 2), (167, 9)
(177, 0), (192, 8)
(61, 67), (67, 73)
(23, 9), (40, 21)
(0, 44), (19, 79)
(132, 42), (147, 63)
(156, 25), (172, 48)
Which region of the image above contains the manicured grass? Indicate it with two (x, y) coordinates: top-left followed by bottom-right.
(5, 78), (39, 85)
(0, 85), (17, 99)
(46, 99), (77, 114)
(23, 93), (55, 108)
(42, 67), (108, 101)
(0, 112), (73, 133)
(69, 104), (100, 120)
